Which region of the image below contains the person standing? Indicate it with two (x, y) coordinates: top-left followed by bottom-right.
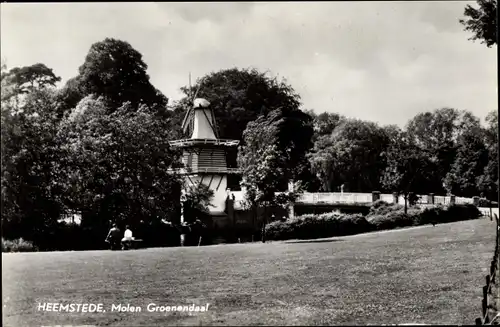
(105, 224), (121, 250)
(180, 222), (191, 247)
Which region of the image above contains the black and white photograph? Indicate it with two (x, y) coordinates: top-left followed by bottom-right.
(1, 1), (498, 326)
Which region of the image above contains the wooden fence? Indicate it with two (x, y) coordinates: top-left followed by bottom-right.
(475, 212), (499, 325)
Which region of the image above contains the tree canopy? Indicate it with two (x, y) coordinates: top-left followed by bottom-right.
(59, 38), (169, 116)
(55, 97), (183, 228)
(1, 37), (498, 249)
(175, 68), (302, 141)
(308, 119), (391, 192)
(460, 0), (497, 47)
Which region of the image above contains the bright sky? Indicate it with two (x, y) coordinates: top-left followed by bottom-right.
(1, 2), (497, 126)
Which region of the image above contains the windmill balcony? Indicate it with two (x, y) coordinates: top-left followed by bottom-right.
(168, 167), (241, 175)
(169, 138), (240, 148)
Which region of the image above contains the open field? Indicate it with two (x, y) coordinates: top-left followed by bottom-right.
(2, 218), (496, 326)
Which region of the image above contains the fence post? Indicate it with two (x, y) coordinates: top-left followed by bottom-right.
(489, 201), (492, 220)
(482, 284), (489, 324)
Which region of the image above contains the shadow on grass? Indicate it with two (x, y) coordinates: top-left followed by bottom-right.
(284, 238), (344, 244)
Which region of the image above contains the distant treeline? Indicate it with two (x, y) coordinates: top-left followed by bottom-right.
(1, 38), (497, 249)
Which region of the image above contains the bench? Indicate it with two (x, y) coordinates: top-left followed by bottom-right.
(122, 239), (143, 250)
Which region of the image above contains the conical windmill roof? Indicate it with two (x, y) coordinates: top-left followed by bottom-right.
(170, 98), (240, 148)
(193, 98), (210, 108)
(191, 98), (217, 139)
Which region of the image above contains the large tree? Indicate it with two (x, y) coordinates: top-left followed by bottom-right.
(1, 71), (64, 242)
(178, 68), (302, 140)
(238, 107), (313, 241)
(239, 144), (298, 243)
(1, 63), (61, 109)
(55, 96), (183, 231)
(444, 126), (489, 197)
(405, 108), (483, 194)
(477, 111), (499, 200)
(60, 38), (169, 115)
(175, 68), (302, 155)
(1, 63), (61, 96)
(238, 106), (315, 190)
(459, 0), (497, 47)
(381, 131), (431, 213)
(309, 118), (390, 192)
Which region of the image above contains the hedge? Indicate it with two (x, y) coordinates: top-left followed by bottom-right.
(2, 238), (38, 252)
(264, 202), (482, 241)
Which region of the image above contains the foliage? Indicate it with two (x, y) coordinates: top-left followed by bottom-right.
(404, 108), (486, 195)
(478, 198), (498, 207)
(309, 119), (391, 192)
(239, 141), (304, 242)
(477, 111), (499, 200)
(174, 68), (304, 174)
(369, 200), (404, 216)
(310, 111), (345, 139)
(380, 131), (433, 212)
(238, 105), (314, 229)
(239, 144), (292, 208)
(239, 106), (314, 188)
(366, 211), (415, 230)
(1, 41), (497, 250)
(459, 0), (497, 47)
(265, 204), (482, 241)
(55, 96), (183, 230)
(55, 77), (87, 119)
(1, 85), (64, 243)
(182, 182), (215, 222)
(265, 212), (371, 241)
(1, 63), (61, 105)
(444, 123), (489, 197)
(71, 38), (169, 114)
(1, 238), (38, 252)
(177, 68), (302, 140)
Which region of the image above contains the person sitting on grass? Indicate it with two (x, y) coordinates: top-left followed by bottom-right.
(121, 225), (134, 250)
(105, 224), (121, 250)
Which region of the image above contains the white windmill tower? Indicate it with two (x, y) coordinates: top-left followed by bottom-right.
(169, 74), (240, 221)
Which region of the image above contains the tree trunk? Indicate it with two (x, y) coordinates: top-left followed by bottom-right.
(404, 194), (408, 214)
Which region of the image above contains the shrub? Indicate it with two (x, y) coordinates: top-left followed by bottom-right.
(265, 203), (484, 241)
(264, 211), (372, 241)
(478, 198), (498, 208)
(2, 238), (38, 252)
(366, 211), (414, 231)
(369, 201), (404, 216)
(412, 206), (444, 226)
(407, 193), (420, 206)
(445, 204), (481, 222)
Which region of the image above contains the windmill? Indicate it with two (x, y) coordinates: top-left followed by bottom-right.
(180, 73), (219, 138)
(169, 72), (240, 220)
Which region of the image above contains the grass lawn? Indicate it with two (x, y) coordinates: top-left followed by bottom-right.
(2, 218), (496, 326)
